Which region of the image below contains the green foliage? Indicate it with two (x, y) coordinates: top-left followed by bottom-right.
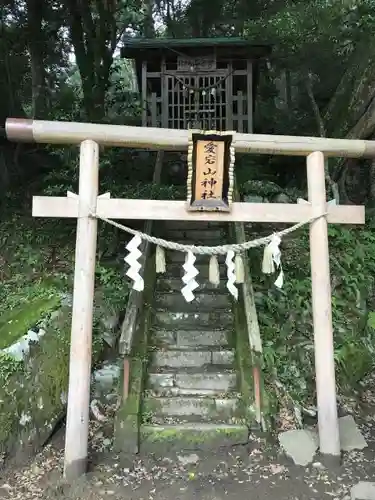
(0, 353), (22, 382)
(250, 224), (375, 409)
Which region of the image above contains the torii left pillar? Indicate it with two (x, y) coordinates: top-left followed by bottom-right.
(64, 139), (99, 480)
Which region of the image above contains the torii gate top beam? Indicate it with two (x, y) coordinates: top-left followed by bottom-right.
(6, 118), (375, 158)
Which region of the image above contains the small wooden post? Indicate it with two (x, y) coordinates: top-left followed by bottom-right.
(64, 140), (99, 480)
(307, 151), (340, 457)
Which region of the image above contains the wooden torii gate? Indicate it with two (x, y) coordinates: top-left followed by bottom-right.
(6, 118), (370, 480)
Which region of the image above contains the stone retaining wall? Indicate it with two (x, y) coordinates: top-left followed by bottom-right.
(0, 293), (122, 464)
(0, 304), (72, 461)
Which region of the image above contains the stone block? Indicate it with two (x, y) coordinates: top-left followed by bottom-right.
(148, 373), (175, 389)
(148, 370), (236, 394)
(156, 277), (226, 293)
(154, 311), (232, 330)
(155, 292), (231, 311)
(175, 372), (236, 392)
(166, 229), (224, 241)
(151, 329), (177, 346)
(351, 481), (375, 500)
(144, 396), (239, 418)
(163, 221), (225, 231)
(164, 263), (227, 280)
(212, 350), (234, 365)
(176, 330), (229, 348)
(91, 362), (121, 402)
(140, 422), (248, 453)
(278, 429), (319, 466)
(339, 415), (367, 451)
(152, 350), (211, 368)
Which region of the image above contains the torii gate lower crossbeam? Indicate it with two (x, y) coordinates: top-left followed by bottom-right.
(5, 117), (367, 480)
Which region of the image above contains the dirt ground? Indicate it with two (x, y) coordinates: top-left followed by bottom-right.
(1, 384), (375, 500)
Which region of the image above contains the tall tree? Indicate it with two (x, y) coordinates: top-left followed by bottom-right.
(62, 0), (117, 121)
(26, 0), (47, 118)
(62, 0), (141, 121)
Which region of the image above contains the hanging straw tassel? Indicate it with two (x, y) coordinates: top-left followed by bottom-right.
(262, 242), (275, 274)
(208, 255), (220, 287)
(235, 254), (245, 284)
(155, 245), (166, 274)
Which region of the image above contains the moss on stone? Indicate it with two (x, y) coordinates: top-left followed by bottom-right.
(233, 298), (257, 424)
(114, 252), (157, 454)
(0, 294), (110, 458)
(140, 424), (249, 453)
(0, 295), (61, 349)
(142, 425), (247, 443)
(112, 301), (153, 454)
(0, 305), (71, 454)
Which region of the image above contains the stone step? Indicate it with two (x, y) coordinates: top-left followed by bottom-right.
(166, 229), (225, 241)
(164, 238), (226, 246)
(162, 263), (227, 280)
(147, 387), (232, 397)
(163, 221), (227, 231)
(140, 422), (248, 452)
(151, 329), (230, 348)
(147, 413), (243, 425)
(154, 311), (233, 330)
(155, 292), (231, 311)
(151, 348), (234, 368)
(165, 252), (226, 264)
(148, 370), (237, 393)
(156, 277), (227, 293)
(143, 395), (241, 419)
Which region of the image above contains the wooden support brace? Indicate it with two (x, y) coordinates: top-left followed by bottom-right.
(307, 151), (340, 457)
(63, 140), (99, 481)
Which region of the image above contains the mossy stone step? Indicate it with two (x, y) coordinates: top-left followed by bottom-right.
(165, 229), (225, 241)
(151, 328), (230, 348)
(151, 348), (234, 368)
(155, 292), (231, 311)
(162, 262), (227, 280)
(154, 311), (232, 330)
(140, 422), (248, 452)
(143, 395), (241, 418)
(156, 277), (227, 293)
(165, 252), (226, 264)
(148, 370), (237, 393)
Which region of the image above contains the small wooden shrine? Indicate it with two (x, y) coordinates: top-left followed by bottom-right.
(120, 38), (271, 133)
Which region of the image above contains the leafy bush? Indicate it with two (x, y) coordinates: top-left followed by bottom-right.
(248, 223), (375, 409)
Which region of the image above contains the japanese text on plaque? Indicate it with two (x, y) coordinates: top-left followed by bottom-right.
(194, 140), (224, 201)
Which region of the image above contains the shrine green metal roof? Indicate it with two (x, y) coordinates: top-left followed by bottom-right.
(120, 37), (272, 59)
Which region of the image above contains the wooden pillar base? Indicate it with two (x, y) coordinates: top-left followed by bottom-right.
(64, 458), (88, 482)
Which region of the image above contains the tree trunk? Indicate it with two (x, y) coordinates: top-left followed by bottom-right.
(26, 0), (47, 118)
(305, 72), (340, 202)
(64, 0), (117, 122)
(142, 0), (155, 37)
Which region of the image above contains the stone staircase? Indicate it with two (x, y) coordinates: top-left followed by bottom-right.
(140, 221), (249, 451)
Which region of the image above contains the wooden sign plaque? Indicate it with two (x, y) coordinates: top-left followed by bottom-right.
(186, 130), (235, 212)
(177, 55), (216, 72)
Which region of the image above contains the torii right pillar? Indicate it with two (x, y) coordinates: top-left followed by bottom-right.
(307, 151), (341, 459)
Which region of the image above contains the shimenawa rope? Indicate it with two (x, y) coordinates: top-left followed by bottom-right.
(90, 211), (327, 255)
